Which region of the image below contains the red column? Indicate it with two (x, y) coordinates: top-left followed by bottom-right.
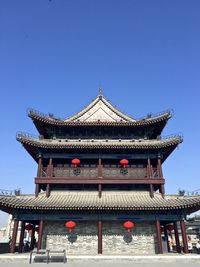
(10, 220), (19, 253)
(37, 157), (43, 177)
(173, 221), (181, 253)
(160, 184), (165, 198)
(98, 220), (102, 254)
(35, 184), (40, 197)
(155, 220), (163, 254)
(98, 184), (102, 198)
(150, 184), (154, 198)
(46, 184), (50, 197)
(147, 158), (152, 177)
(157, 158), (163, 178)
(18, 221), (25, 253)
(37, 220), (44, 251)
(30, 225), (35, 250)
(180, 220), (188, 253)
(98, 158), (103, 179)
(47, 158), (53, 177)
(98, 158), (103, 198)
(164, 225), (170, 252)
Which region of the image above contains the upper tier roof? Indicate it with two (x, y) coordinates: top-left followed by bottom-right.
(16, 133), (182, 161)
(17, 134), (182, 150)
(28, 93), (172, 129)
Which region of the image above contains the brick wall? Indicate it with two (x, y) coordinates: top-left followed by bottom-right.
(43, 221), (98, 255)
(102, 221), (156, 255)
(43, 220), (156, 255)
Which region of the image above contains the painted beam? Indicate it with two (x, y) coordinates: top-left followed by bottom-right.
(35, 177), (165, 185)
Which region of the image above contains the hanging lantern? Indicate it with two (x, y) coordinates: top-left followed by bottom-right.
(166, 224), (174, 232)
(120, 159), (129, 168)
(25, 224), (33, 231)
(71, 158), (80, 168)
(123, 221), (135, 232)
(65, 221), (76, 233)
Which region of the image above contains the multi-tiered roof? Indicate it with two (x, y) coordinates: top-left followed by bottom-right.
(0, 93), (200, 216)
(17, 93), (181, 162)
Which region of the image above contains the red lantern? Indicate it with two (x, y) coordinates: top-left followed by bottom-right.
(166, 224), (174, 232)
(65, 221), (76, 233)
(123, 221), (135, 232)
(25, 224), (33, 231)
(120, 159), (129, 168)
(71, 158), (80, 167)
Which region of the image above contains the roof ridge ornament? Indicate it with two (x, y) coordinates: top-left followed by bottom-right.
(98, 87), (103, 98)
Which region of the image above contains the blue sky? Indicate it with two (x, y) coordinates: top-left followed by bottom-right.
(0, 0), (200, 226)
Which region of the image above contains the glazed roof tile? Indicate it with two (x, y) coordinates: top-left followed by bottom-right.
(0, 191), (200, 211)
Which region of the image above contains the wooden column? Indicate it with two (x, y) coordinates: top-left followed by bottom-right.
(35, 184), (40, 197)
(46, 184), (50, 197)
(147, 158), (152, 177)
(98, 158), (103, 198)
(180, 220), (188, 253)
(157, 158), (163, 178)
(98, 158), (103, 178)
(48, 158), (53, 177)
(10, 219), (19, 253)
(155, 220), (163, 254)
(150, 184), (154, 198)
(30, 225), (35, 250)
(160, 184), (165, 198)
(164, 225), (170, 252)
(98, 219), (102, 254)
(37, 157), (43, 177)
(173, 221), (181, 253)
(98, 184), (102, 198)
(18, 221), (25, 253)
(37, 220), (44, 251)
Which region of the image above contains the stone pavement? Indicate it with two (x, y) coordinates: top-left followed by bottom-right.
(0, 254), (200, 266)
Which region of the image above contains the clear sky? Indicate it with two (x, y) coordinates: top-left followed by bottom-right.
(0, 0), (200, 227)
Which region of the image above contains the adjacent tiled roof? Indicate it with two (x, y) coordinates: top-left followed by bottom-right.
(0, 191), (200, 211)
(16, 134), (182, 150)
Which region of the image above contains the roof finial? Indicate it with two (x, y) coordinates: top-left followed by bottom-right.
(99, 87), (103, 96)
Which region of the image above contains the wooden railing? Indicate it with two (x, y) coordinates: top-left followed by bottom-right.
(53, 167), (98, 178)
(35, 159), (166, 198)
(39, 165), (160, 179)
(103, 167), (147, 178)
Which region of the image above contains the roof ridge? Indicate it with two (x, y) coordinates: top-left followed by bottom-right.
(64, 94), (136, 122)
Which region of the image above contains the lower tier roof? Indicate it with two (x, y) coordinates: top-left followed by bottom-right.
(0, 191), (200, 213)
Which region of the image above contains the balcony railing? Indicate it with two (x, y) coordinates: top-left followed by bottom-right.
(103, 167), (147, 178)
(39, 165), (161, 179)
(53, 167), (98, 178)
